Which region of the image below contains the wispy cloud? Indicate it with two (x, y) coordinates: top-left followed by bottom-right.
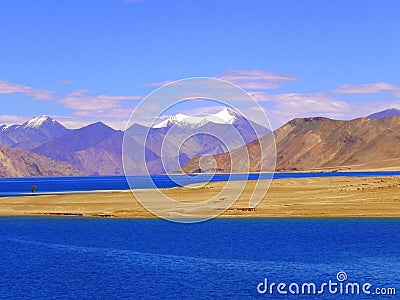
(334, 82), (400, 96)
(143, 69), (298, 90)
(72, 107), (134, 121)
(58, 90), (142, 111)
(248, 91), (272, 102)
(0, 114), (31, 126)
(268, 92), (349, 114)
(249, 92), (351, 129)
(56, 115), (129, 130)
(2, 76), (398, 131)
(57, 90), (143, 128)
(0, 79), (145, 129)
(218, 69), (298, 90)
(56, 79), (73, 86)
(0, 79), (53, 100)
(143, 80), (174, 87)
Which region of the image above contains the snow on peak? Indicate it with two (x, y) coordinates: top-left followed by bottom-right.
(213, 108), (237, 123)
(24, 115), (54, 128)
(153, 108), (239, 128)
(1, 124), (16, 132)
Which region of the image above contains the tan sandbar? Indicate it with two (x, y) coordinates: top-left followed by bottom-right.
(0, 176), (399, 218)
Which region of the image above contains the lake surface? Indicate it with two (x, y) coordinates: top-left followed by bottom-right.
(1, 171), (400, 197)
(0, 218), (398, 299)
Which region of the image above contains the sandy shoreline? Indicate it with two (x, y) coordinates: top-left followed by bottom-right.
(0, 176), (399, 218)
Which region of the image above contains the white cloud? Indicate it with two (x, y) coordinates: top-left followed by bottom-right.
(143, 69), (298, 90)
(143, 80), (174, 87)
(2, 76), (399, 132)
(57, 90), (143, 129)
(270, 92), (349, 114)
(218, 69), (298, 90)
(248, 91), (273, 102)
(0, 79), (53, 100)
(0, 115), (31, 125)
(0, 79), (148, 130)
(347, 101), (400, 118)
(248, 92), (351, 129)
(334, 82), (400, 96)
(56, 79), (73, 86)
(58, 90), (142, 111)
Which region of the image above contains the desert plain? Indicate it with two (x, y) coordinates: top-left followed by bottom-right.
(0, 176), (399, 218)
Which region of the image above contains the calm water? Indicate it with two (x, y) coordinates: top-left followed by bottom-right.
(0, 218), (398, 299)
(1, 171), (400, 197)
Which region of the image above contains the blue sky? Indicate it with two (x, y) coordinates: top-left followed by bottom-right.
(0, 0), (399, 129)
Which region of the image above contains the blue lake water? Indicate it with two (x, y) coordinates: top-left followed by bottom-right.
(1, 171), (400, 197)
(0, 218), (398, 299)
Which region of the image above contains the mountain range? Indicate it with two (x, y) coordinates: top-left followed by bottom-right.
(182, 114), (400, 173)
(123, 108), (269, 174)
(0, 109), (267, 176)
(0, 116), (69, 150)
(1, 108), (399, 177)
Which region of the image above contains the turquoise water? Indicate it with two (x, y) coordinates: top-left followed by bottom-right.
(0, 218), (398, 299)
(1, 171), (400, 197)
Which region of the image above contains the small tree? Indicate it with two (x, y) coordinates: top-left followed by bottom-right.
(30, 185), (37, 193)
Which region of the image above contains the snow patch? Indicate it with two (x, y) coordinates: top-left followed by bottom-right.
(153, 108), (238, 128)
(23, 115), (54, 129)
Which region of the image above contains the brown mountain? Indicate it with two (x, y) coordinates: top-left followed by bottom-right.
(0, 145), (81, 177)
(181, 116), (400, 173)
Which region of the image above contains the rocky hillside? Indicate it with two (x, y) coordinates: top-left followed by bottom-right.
(181, 116), (400, 173)
(0, 145), (82, 177)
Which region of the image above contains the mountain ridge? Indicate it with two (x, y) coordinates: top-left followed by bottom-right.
(0, 115), (70, 150)
(367, 108), (400, 120)
(0, 145), (82, 177)
(1, 108), (399, 176)
(32, 122), (122, 175)
(181, 116), (400, 173)
(153, 108), (239, 128)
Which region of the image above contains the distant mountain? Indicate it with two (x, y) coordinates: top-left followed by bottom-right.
(181, 116), (400, 173)
(1, 110), (269, 176)
(153, 108), (238, 128)
(0, 115), (70, 150)
(0, 145), (81, 177)
(33, 122), (123, 176)
(153, 108), (268, 135)
(125, 108), (270, 174)
(367, 108), (400, 120)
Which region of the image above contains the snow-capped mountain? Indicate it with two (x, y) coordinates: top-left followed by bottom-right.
(0, 115), (69, 150)
(123, 108), (270, 174)
(367, 108), (400, 120)
(0, 112), (270, 176)
(22, 115), (59, 129)
(1, 124), (12, 132)
(153, 108), (239, 128)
